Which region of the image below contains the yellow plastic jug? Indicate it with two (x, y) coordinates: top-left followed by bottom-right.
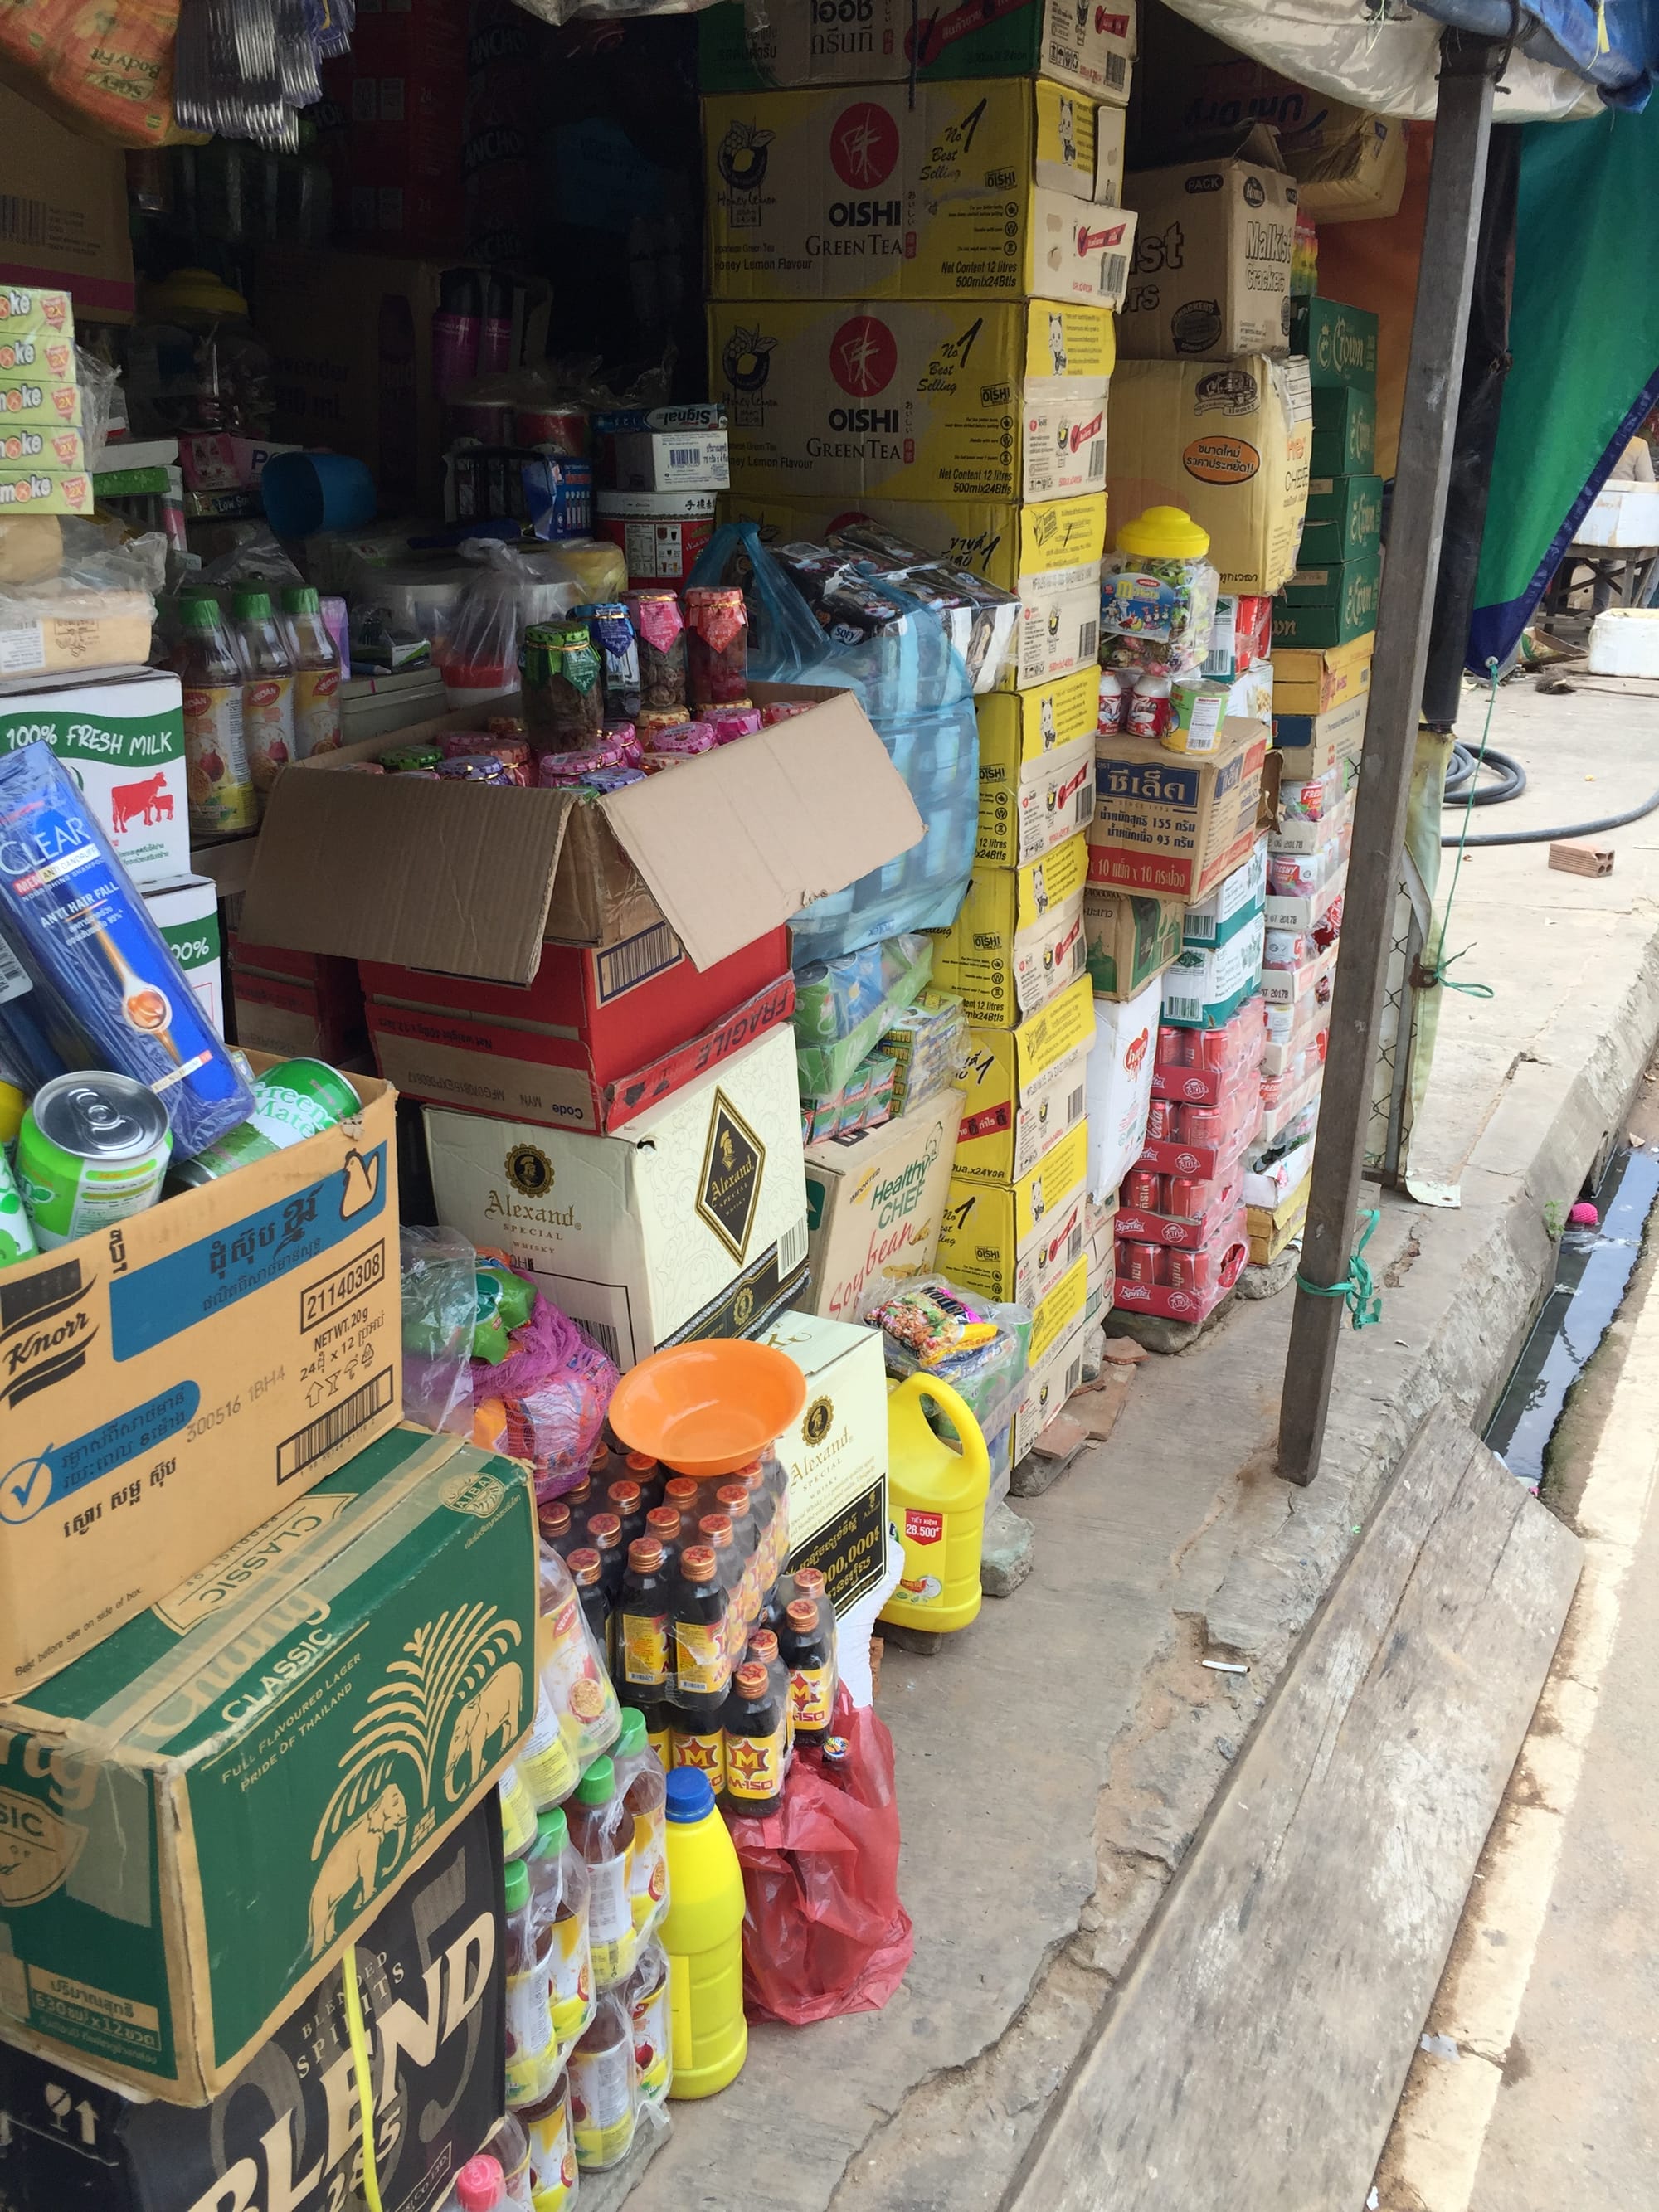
(660, 1767), (747, 2098)
(880, 1373), (991, 1634)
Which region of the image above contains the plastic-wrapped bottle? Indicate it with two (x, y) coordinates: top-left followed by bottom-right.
(745, 1627), (793, 1762)
(230, 588), (296, 795)
(504, 1858), (559, 2109)
(617, 1538), (673, 1704)
(568, 1988), (637, 2171)
(499, 1763), (540, 1861)
(613, 1708), (669, 1937)
(530, 1807), (594, 2054)
(281, 586), (343, 756)
(484, 2115), (535, 2212)
(625, 1934), (673, 2105)
(455, 2153), (508, 2210)
(566, 1756), (637, 1989)
(720, 1660), (788, 1817)
(177, 596), (257, 834)
(520, 2064), (578, 2210)
(538, 1545), (620, 1791)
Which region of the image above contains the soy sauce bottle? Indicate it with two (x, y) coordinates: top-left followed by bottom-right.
(617, 1537), (674, 1700)
(721, 1660), (787, 1816)
(567, 1547), (611, 1662)
(670, 1544), (730, 1725)
(781, 1597), (834, 1749)
(605, 1480), (646, 1551)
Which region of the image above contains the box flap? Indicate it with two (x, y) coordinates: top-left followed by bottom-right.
(594, 693), (924, 972)
(241, 757), (577, 983)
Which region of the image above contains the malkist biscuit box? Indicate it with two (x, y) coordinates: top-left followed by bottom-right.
(715, 297), (1114, 503)
(707, 80), (1129, 304)
(952, 971), (1093, 1184)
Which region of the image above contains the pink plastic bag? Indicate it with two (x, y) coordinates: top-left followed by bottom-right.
(469, 1280), (618, 1501)
(729, 1690), (912, 2025)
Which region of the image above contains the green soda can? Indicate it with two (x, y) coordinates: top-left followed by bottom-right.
(0, 1143), (38, 1266)
(173, 1057), (362, 1184)
(17, 1073), (173, 1248)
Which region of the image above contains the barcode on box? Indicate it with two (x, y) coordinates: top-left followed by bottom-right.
(1065, 1352), (1083, 1396)
(1165, 995), (1199, 1023)
(0, 933), (30, 1004)
(1078, 620), (1099, 661)
(0, 196), (48, 247)
(596, 921), (682, 1003)
(585, 1318), (622, 1364)
(1067, 1083), (1085, 1123)
(1103, 53), (1128, 90)
(669, 446), (703, 469)
(1067, 1222), (1083, 1266)
(1100, 253), (1129, 299)
(1087, 442), (1106, 480)
(277, 1369), (394, 1483)
(777, 1214), (810, 1276)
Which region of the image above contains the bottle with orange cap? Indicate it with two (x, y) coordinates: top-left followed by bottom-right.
(669, 1542), (730, 1791)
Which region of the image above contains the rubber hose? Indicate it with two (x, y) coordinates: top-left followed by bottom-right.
(1446, 785), (1659, 847)
(1443, 741), (1527, 806)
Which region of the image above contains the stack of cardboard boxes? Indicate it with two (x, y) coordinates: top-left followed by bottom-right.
(703, 0), (1137, 1449)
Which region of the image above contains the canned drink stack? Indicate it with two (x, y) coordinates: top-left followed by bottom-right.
(172, 1057), (361, 1185)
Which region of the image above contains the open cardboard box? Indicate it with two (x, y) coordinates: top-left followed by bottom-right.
(241, 683), (923, 984)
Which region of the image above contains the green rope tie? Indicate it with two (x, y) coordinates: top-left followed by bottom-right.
(1420, 659), (1500, 1000)
(1297, 1208), (1384, 1330)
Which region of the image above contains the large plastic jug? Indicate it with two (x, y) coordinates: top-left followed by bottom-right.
(880, 1373), (990, 1634)
(660, 1767), (747, 2098)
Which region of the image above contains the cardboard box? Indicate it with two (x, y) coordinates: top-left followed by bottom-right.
(1261, 936), (1338, 1011)
(1290, 295), (1379, 391)
(705, 81), (1131, 303)
(426, 1023), (809, 1368)
(1272, 637), (1374, 718)
(0, 1061), (400, 1698)
(1119, 126), (1297, 362)
(1248, 1179), (1309, 1265)
(763, 1311), (890, 1613)
(802, 1089), (961, 1322)
(931, 832), (1090, 1027)
(1272, 553), (1381, 649)
(0, 91), (135, 322)
(611, 427), (731, 493)
(1114, 1208), (1247, 1323)
(231, 936), (369, 1063)
(978, 732), (1093, 865)
(1161, 911), (1265, 1028)
(243, 687), (919, 981)
(320, 0), (469, 257)
(360, 922), (791, 1133)
(596, 489), (719, 589)
(0, 1801), (504, 2204)
(1298, 471), (1383, 565)
(937, 1124), (1088, 1300)
(700, 0), (1137, 105)
(1182, 838), (1266, 947)
(144, 873), (224, 1036)
(1014, 1312), (1087, 1461)
(1310, 383), (1376, 476)
(1107, 354), (1312, 593)
(0, 1427), (533, 2102)
(256, 249), (453, 511)
(729, 487), (1107, 693)
(1082, 885), (1185, 998)
(1090, 720), (1269, 902)
(1286, 109), (1406, 223)
(953, 973), (1093, 1184)
(714, 298), (1115, 503)
(1083, 977), (1160, 1201)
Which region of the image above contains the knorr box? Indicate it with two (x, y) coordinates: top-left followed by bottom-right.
(0, 1063), (401, 1699)
(700, 0), (1136, 105)
(0, 1799), (505, 2210)
(1106, 353), (1312, 594)
(1119, 128), (1297, 362)
(706, 81), (1130, 304)
(953, 971), (1093, 1184)
(1089, 719), (1268, 901)
(802, 1088), (961, 1323)
(0, 1427), (536, 2101)
(1083, 885), (1185, 998)
(714, 298), (1115, 503)
(0, 673), (189, 888)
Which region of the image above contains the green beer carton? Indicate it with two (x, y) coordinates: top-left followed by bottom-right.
(1272, 552), (1384, 649)
(0, 1425), (538, 2102)
(1309, 385), (1377, 476)
(1299, 474), (1384, 566)
(1289, 295), (1379, 391)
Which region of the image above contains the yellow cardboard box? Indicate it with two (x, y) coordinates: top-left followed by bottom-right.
(953, 972), (1094, 1184)
(932, 833), (1091, 1027)
(936, 1118), (1088, 1297)
(1272, 634), (1375, 716)
(976, 669), (1099, 858)
(1106, 353), (1311, 593)
(706, 80), (1129, 304)
(1014, 1310), (1087, 1458)
(714, 298), (1114, 503)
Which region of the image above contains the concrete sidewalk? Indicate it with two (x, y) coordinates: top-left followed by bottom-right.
(626, 675), (1659, 2212)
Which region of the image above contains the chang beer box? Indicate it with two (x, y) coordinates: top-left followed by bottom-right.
(802, 1088), (961, 1322)
(0, 1062), (401, 1699)
(0, 674), (189, 888)
(937, 1116), (1087, 1300)
(1119, 127), (1298, 361)
(976, 665), (1098, 866)
(705, 80), (1129, 304)
(930, 829), (1090, 1028)
(762, 1310), (890, 1614)
(143, 871), (224, 1035)
(953, 970), (1093, 1184)
(1083, 885), (1185, 998)
(0, 1800), (505, 2209)
(725, 489), (1107, 689)
(700, 0), (1137, 105)
(713, 298), (1117, 503)
(1298, 472), (1383, 566)
(1272, 549), (1382, 649)
(426, 1023), (809, 1369)
(0, 1427), (537, 2100)
(1106, 354), (1312, 595)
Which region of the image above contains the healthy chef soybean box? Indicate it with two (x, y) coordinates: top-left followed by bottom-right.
(0, 1427), (536, 2102)
(0, 1060), (401, 1699)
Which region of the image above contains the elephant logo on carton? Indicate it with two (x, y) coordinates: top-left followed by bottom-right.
(308, 1605), (524, 1959)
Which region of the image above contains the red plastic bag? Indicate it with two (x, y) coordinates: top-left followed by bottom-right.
(728, 1689), (912, 2025)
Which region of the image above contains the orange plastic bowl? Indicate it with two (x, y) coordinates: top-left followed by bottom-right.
(606, 1339), (807, 1477)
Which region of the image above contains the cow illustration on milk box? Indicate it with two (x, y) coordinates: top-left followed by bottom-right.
(0, 672), (190, 889)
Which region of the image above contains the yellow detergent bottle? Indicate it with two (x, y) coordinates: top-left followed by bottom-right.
(660, 1767), (747, 2098)
(880, 1373), (991, 1634)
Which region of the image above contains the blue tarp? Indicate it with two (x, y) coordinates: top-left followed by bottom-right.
(1411, 0), (1659, 107)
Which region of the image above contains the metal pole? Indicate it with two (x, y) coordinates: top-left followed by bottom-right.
(1277, 32), (1504, 1487)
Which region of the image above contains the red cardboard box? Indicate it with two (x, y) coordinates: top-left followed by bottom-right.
(362, 925), (792, 1131)
(1135, 1083), (1261, 1180)
(1151, 1000), (1265, 1106)
(1114, 1205), (1249, 1320)
(1115, 1165), (1245, 1251)
(229, 935), (368, 1063)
